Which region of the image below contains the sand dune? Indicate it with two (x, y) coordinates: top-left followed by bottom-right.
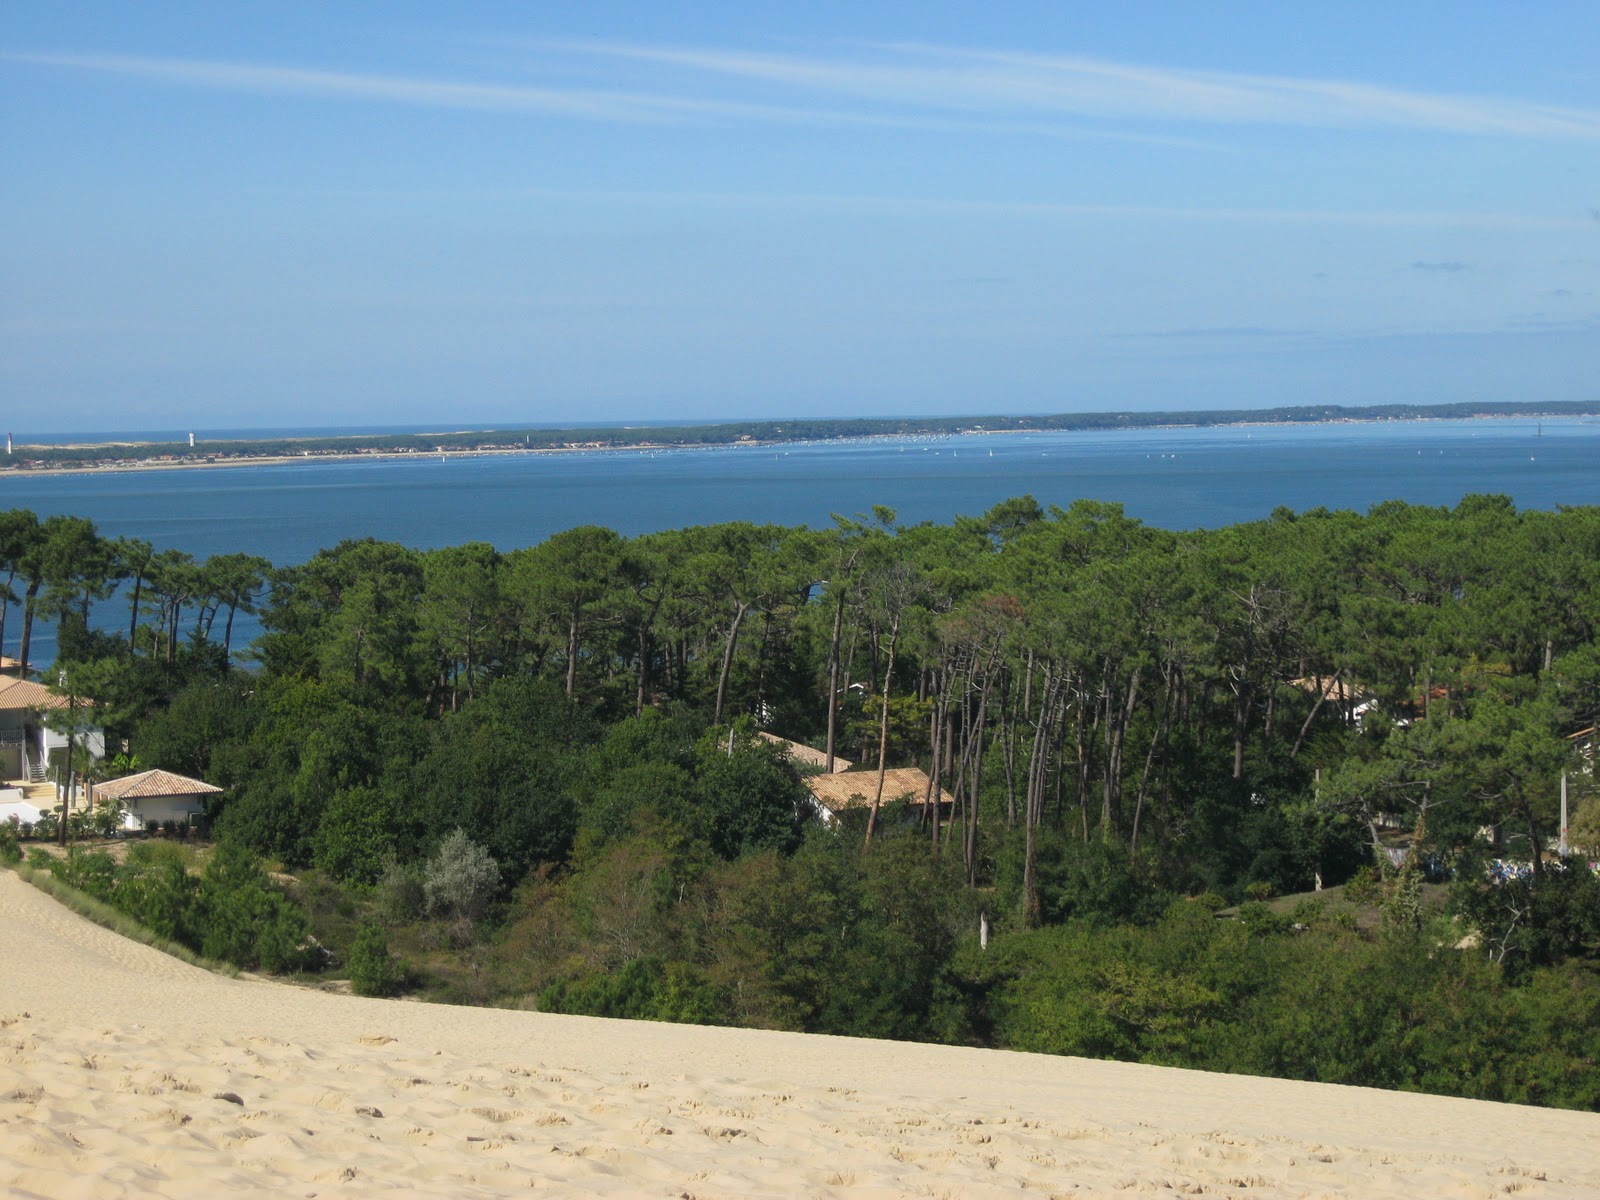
(1, 872), (1595, 1198)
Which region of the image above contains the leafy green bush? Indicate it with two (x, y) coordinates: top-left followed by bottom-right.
(994, 828), (1171, 928)
(1342, 866), (1381, 906)
(117, 841), (200, 945)
(90, 797), (123, 839)
(198, 841), (313, 972)
(1452, 870), (1600, 982)
(313, 786), (396, 885)
(1237, 900), (1295, 936)
(347, 922), (404, 997)
(539, 957), (722, 1024)
(49, 847), (118, 902)
(374, 857), (426, 924)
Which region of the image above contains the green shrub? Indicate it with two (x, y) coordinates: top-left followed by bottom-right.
(1237, 900), (1295, 936)
(1289, 899), (1326, 928)
(198, 841), (313, 973)
(1342, 866), (1381, 906)
(347, 923), (404, 997)
(117, 842), (200, 946)
(90, 798), (123, 839)
(994, 827), (1171, 928)
(51, 847), (118, 902)
(313, 786), (396, 885)
(539, 957), (722, 1024)
(374, 857), (426, 924)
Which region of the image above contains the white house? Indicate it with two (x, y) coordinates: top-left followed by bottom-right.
(0, 675), (105, 785)
(91, 769), (223, 833)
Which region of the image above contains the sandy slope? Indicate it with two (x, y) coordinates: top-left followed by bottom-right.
(1, 872), (1594, 1198)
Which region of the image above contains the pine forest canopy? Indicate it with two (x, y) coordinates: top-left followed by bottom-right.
(6, 495), (1600, 1110)
(6, 493), (1598, 885)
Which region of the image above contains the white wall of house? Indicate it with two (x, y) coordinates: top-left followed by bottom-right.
(44, 726), (105, 759)
(805, 796), (839, 825)
(120, 795), (207, 832)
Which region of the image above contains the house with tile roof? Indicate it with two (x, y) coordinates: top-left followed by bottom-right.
(91, 769), (223, 834)
(801, 766), (954, 826)
(756, 731), (852, 773)
(0, 675), (105, 791)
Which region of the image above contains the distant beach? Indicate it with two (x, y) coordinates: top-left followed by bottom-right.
(5, 401), (1593, 480)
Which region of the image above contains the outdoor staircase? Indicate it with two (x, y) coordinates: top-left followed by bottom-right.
(14, 762), (57, 805)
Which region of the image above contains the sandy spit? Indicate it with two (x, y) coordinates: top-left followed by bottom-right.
(0, 872), (1594, 1198)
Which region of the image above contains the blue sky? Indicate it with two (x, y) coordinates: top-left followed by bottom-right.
(3, 2), (1597, 433)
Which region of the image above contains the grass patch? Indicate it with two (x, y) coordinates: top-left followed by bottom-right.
(8, 863), (239, 978)
(1217, 881), (1450, 932)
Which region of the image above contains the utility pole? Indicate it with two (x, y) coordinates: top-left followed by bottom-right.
(1559, 773), (1569, 860)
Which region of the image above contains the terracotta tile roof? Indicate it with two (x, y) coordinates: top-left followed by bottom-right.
(93, 769), (223, 800)
(1289, 677), (1366, 703)
(757, 732), (852, 772)
(0, 676), (70, 711)
(803, 767), (953, 813)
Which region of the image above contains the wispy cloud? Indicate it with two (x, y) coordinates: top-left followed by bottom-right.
(11, 40), (1600, 142)
(5, 51), (737, 123)
(537, 37), (1600, 140)
(0, 51), (1204, 144)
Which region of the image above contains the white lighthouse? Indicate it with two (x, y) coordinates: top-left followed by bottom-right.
(188, 432), (195, 448)
(5, 433), (11, 455)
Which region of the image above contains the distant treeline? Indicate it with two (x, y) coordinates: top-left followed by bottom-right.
(7, 400), (1596, 469)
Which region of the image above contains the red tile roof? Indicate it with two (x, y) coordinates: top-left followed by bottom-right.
(0, 676), (70, 712)
(93, 769), (223, 800)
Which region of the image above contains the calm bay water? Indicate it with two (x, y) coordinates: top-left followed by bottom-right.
(4, 418), (1598, 661)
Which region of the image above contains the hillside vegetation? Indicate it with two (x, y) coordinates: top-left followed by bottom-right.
(4, 495), (1598, 1108)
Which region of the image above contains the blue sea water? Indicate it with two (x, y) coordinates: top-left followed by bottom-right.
(3, 418), (1597, 661)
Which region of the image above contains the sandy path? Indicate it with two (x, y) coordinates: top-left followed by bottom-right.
(1, 872), (1595, 1198)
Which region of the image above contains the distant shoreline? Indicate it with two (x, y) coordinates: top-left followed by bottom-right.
(0, 443), (644, 480)
(3, 403), (1594, 480)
